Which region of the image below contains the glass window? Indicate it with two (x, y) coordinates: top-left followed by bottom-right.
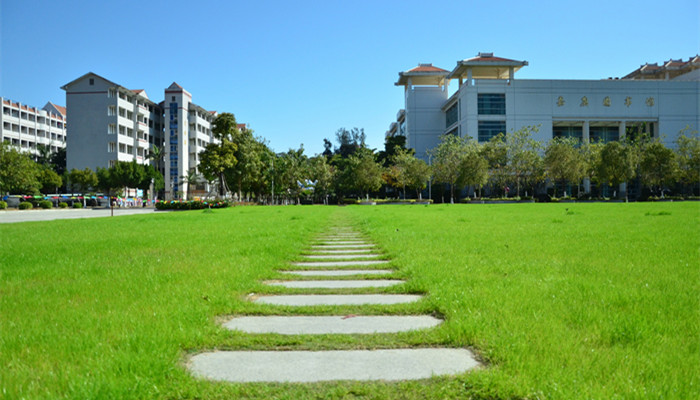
(445, 102), (458, 128)
(590, 126), (619, 143)
(553, 126), (583, 141)
(478, 94), (505, 115)
(478, 121), (505, 142)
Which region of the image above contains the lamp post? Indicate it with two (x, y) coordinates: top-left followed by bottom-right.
(428, 154), (432, 202)
(270, 159), (274, 205)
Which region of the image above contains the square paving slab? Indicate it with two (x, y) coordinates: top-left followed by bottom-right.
(302, 254), (381, 260)
(188, 348), (480, 382)
(222, 315), (442, 334)
(311, 244), (375, 249)
(264, 279), (404, 289)
(308, 249), (374, 254)
(280, 269), (393, 277)
(253, 294), (422, 306)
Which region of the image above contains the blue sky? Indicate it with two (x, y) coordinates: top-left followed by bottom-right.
(1, 0), (698, 155)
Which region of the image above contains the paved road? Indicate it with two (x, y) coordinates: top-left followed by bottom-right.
(0, 208), (164, 224)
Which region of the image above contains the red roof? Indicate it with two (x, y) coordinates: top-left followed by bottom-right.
(53, 104), (67, 116)
(131, 89), (145, 94)
(463, 54), (522, 63)
(407, 64), (449, 73)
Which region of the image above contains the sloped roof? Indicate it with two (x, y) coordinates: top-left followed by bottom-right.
(396, 63), (449, 86)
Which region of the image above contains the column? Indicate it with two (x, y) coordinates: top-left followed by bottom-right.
(619, 121), (627, 199)
(466, 68), (472, 86)
(583, 121), (591, 193)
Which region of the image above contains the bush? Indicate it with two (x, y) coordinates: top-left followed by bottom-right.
(19, 202), (33, 210)
(39, 200), (53, 209)
(0, 201), (6, 210)
(155, 200), (230, 210)
(58, 202), (68, 209)
(72, 202), (83, 209)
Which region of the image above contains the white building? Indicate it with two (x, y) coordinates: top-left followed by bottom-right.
(62, 73), (220, 200)
(1, 97), (67, 156)
(163, 82), (217, 200)
(391, 54), (700, 161)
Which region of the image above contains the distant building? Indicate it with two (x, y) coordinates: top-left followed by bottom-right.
(1, 97), (67, 156)
(390, 53), (700, 162)
(62, 73), (227, 200)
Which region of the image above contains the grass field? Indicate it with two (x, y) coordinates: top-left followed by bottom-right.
(1, 203), (698, 399)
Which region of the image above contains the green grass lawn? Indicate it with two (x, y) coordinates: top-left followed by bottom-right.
(1, 203), (698, 399)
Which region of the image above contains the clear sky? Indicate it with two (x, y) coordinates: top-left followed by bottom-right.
(1, 0), (698, 156)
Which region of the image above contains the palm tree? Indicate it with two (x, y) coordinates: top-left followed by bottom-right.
(180, 168), (200, 200)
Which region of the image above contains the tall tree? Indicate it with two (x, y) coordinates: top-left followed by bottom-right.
(309, 156), (334, 204)
(38, 166), (63, 194)
(506, 126), (544, 197)
(595, 141), (637, 198)
(277, 147), (308, 204)
(545, 137), (586, 197)
(674, 128), (700, 195)
(334, 127), (366, 158)
(639, 140), (677, 195)
(377, 135), (409, 167)
(349, 147), (383, 200)
(429, 134), (468, 203)
(388, 148), (430, 199)
(480, 134), (508, 197)
(67, 168), (98, 194)
(460, 140), (489, 198)
(198, 113), (240, 197)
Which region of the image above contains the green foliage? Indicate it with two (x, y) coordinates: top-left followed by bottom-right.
(387, 148), (431, 199)
(430, 134), (469, 202)
(154, 200), (230, 210)
(38, 166), (63, 193)
(639, 140), (677, 191)
(18, 201), (33, 210)
(72, 202), (83, 209)
(309, 156), (335, 203)
(595, 141), (637, 191)
(58, 202), (68, 209)
(506, 126), (544, 196)
(0, 142), (41, 194)
(545, 137), (586, 196)
(0, 200), (7, 209)
(348, 147), (384, 199)
(38, 200), (53, 209)
(674, 128), (700, 190)
(67, 168), (98, 193)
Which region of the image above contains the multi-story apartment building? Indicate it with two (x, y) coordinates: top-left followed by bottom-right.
(62, 73), (164, 174)
(390, 54), (700, 161)
(62, 73), (220, 200)
(1, 97), (67, 156)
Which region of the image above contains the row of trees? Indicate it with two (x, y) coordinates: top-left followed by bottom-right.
(430, 126), (699, 202)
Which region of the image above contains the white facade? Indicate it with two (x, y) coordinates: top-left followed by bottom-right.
(163, 83), (217, 200)
(392, 54), (700, 160)
(1, 97), (67, 156)
(62, 73), (163, 173)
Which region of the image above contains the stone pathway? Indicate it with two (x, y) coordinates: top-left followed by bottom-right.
(188, 226), (480, 383)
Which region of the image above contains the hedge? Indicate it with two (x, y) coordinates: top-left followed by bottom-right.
(155, 200), (230, 210)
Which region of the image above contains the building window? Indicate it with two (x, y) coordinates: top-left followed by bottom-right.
(119, 143), (126, 153)
(590, 126), (619, 143)
(478, 121), (506, 142)
(478, 94), (506, 115)
(445, 102), (459, 128)
(108, 88), (116, 98)
(171, 96), (175, 102)
(553, 126), (583, 141)
(108, 106), (116, 116)
(107, 124), (116, 134)
(89, 78), (94, 85)
(108, 142), (116, 153)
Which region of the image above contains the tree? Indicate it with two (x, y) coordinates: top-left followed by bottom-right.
(38, 166), (63, 193)
(639, 140), (676, 195)
(334, 127), (366, 158)
(429, 134), (468, 203)
(377, 135), (409, 167)
(277, 147), (308, 204)
(49, 148), (67, 176)
(595, 141), (636, 198)
(545, 137), (586, 197)
(460, 140), (489, 198)
(388, 148), (430, 199)
(0, 143), (40, 194)
(309, 156), (334, 204)
(349, 147), (383, 200)
(480, 134), (508, 197)
(506, 126), (544, 197)
(198, 113), (240, 198)
(675, 128), (700, 195)
(67, 168), (98, 193)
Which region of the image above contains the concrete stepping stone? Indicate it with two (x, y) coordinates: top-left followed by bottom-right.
(308, 249), (374, 254)
(222, 315), (442, 334)
(189, 348), (479, 382)
(253, 294), (421, 306)
(311, 244), (375, 249)
(264, 279), (403, 289)
(280, 269), (393, 277)
(291, 260), (390, 267)
(302, 254), (381, 260)
(316, 241), (369, 245)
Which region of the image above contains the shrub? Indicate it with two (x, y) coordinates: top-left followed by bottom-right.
(39, 200), (53, 209)
(58, 202), (68, 209)
(19, 202), (33, 210)
(0, 201), (6, 210)
(155, 200), (230, 210)
(72, 202), (83, 209)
